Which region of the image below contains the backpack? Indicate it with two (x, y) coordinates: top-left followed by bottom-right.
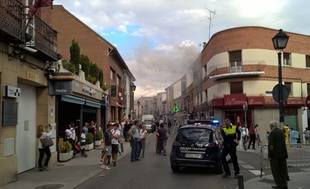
(41, 135), (54, 147)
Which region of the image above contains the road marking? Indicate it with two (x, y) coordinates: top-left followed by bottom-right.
(241, 164), (255, 169)
(249, 169), (265, 176)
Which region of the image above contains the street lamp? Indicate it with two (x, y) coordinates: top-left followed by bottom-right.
(272, 29), (289, 123)
(137, 101), (140, 119)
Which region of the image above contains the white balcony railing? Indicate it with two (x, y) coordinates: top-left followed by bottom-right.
(229, 66), (242, 73)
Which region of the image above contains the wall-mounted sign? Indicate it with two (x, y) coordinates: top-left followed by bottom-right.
(3, 98), (18, 126)
(5, 85), (21, 98)
(48, 80), (72, 95)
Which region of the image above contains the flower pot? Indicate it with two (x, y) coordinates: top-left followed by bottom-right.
(85, 143), (94, 151)
(95, 140), (102, 147)
(59, 150), (73, 162)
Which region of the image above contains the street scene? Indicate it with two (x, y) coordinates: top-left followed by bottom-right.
(1, 0), (310, 189)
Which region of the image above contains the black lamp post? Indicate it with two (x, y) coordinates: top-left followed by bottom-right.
(272, 29), (289, 123)
(137, 101), (140, 119)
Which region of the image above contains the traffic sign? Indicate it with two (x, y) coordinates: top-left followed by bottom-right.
(272, 84), (289, 103)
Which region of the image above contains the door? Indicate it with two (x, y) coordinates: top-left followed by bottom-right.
(16, 84), (37, 173)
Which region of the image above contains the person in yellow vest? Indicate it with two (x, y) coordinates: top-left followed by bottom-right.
(221, 118), (241, 178)
(283, 124), (289, 147)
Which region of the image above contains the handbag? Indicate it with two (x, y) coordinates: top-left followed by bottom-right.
(41, 136), (54, 147)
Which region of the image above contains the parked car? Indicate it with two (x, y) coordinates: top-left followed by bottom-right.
(143, 120), (155, 133)
(170, 123), (223, 174)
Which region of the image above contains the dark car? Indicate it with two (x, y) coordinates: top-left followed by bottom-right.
(170, 123), (223, 173)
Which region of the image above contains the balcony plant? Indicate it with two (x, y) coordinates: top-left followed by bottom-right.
(58, 139), (73, 162)
(85, 133), (94, 151)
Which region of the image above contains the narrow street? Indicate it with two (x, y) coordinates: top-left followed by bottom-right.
(76, 134), (253, 189)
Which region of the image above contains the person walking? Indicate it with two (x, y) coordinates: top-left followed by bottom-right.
(110, 123), (121, 167)
(221, 118), (241, 178)
(247, 124), (257, 150)
(100, 123), (113, 169)
(129, 120), (141, 161)
(140, 124), (148, 158)
(304, 128), (310, 145)
(157, 123), (168, 156)
(80, 129), (88, 157)
(37, 125), (53, 171)
(239, 125), (248, 151)
(268, 121), (288, 189)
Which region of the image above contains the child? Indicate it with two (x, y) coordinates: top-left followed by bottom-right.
(80, 130), (87, 157)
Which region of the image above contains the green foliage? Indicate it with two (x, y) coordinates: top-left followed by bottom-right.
(70, 40), (80, 73)
(59, 140), (72, 153)
(95, 130), (103, 140)
(86, 133), (94, 144)
(66, 40), (104, 86)
(62, 60), (77, 73)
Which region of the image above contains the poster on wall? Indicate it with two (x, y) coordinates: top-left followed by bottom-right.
(2, 98), (18, 126)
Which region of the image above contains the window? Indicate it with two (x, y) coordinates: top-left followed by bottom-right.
(116, 75), (121, 86)
(110, 69), (115, 81)
(229, 50), (242, 66)
(306, 55), (310, 68)
(283, 52), (291, 66)
(307, 83), (310, 96)
(230, 81), (243, 94)
(284, 82), (292, 95)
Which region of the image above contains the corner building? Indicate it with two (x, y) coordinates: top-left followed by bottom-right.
(202, 26), (310, 143)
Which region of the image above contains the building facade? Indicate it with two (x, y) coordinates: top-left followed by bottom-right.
(41, 5), (135, 124)
(0, 0), (58, 185)
(201, 26), (310, 142)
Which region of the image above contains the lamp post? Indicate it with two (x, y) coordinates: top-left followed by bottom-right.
(272, 29), (289, 123)
(137, 101), (140, 120)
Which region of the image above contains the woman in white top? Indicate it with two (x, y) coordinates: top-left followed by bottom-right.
(139, 124), (148, 158)
(37, 125), (52, 171)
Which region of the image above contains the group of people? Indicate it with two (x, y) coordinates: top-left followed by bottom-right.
(239, 124), (260, 151)
(220, 118), (289, 189)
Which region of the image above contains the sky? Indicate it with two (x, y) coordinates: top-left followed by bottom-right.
(54, 0), (310, 98)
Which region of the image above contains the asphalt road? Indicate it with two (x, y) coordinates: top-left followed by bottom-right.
(76, 134), (254, 189)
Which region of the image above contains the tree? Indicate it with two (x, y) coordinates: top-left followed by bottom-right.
(62, 60), (76, 73)
(70, 40), (80, 73)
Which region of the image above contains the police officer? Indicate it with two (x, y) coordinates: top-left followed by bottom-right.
(221, 118), (241, 177)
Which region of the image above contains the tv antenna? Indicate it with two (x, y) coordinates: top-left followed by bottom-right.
(206, 8), (216, 40)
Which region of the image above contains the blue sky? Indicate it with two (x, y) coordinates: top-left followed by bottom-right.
(55, 0), (310, 97)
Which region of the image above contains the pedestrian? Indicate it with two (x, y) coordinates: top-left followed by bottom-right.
(123, 120), (130, 141)
(304, 128), (310, 145)
(290, 128), (299, 145)
(157, 122), (168, 156)
(100, 123), (113, 169)
(221, 118), (241, 178)
(69, 123), (77, 156)
(37, 125), (53, 171)
(80, 129), (87, 157)
(239, 125), (248, 151)
(129, 120), (141, 161)
(140, 124), (148, 158)
(247, 124), (256, 150)
(168, 119), (172, 134)
(111, 123), (121, 167)
(268, 121), (288, 189)
(83, 122), (89, 135)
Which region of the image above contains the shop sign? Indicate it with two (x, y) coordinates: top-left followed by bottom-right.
(224, 94), (247, 106)
(72, 80), (102, 100)
(49, 81), (72, 95)
(286, 98), (304, 105)
(5, 85), (21, 98)
(248, 96), (265, 105)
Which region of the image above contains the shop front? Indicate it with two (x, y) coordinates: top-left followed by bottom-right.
(49, 75), (105, 161)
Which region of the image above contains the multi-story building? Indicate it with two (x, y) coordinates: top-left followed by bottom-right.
(0, 1), (58, 184)
(201, 26), (310, 142)
(41, 5), (135, 124)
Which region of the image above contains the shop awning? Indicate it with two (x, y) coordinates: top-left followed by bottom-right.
(61, 95), (85, 105)
(85, 100), (101, 108)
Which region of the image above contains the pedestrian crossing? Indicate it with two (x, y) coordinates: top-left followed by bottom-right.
(239, 160), (265, 176)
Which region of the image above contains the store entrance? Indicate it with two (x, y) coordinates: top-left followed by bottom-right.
(224, 109), (252, 127)
(58, 101), (81, 139)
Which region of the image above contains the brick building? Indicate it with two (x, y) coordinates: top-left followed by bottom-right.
(41, 5), (135, 123)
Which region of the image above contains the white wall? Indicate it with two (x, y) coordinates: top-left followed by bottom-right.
(207, 52), (228, 75)
(242, 49), (277, 66)
(208, 82), (230, 101)
(173, 80), (182, 99)
(291, 53), (306, 68)
(243, 80), (278, 96)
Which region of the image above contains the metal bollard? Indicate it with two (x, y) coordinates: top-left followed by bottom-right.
(237, 175), (244, 189)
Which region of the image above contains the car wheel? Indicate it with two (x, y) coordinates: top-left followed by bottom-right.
(215, 163), (223, 174)
(171, 165), (180, 173)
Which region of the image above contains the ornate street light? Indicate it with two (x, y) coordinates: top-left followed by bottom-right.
(272, 29), (289, 123)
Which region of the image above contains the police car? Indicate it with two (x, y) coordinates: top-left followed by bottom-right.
(170, 120), (223, 173)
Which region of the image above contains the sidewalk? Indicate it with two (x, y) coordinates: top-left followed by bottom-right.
(2, 142), (131, 189)
(242, 171), (310, 189)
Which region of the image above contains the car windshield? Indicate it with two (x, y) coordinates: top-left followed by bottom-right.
(176, 128), (212, 144)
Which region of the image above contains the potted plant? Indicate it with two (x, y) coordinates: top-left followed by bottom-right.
(85, 133), (94, 150)
(58, 139), (73, 162)
(95, 130), (103, 147)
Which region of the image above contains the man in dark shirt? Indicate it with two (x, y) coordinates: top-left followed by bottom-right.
(157, 123), (168, 156)
(268, 121), (288, 189)
(221, 118), (241, 177)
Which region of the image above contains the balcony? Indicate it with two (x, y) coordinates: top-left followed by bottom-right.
(209, 64), (265, 80)
(0, 0), (25, 42)
(29, 16), (58, 61)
